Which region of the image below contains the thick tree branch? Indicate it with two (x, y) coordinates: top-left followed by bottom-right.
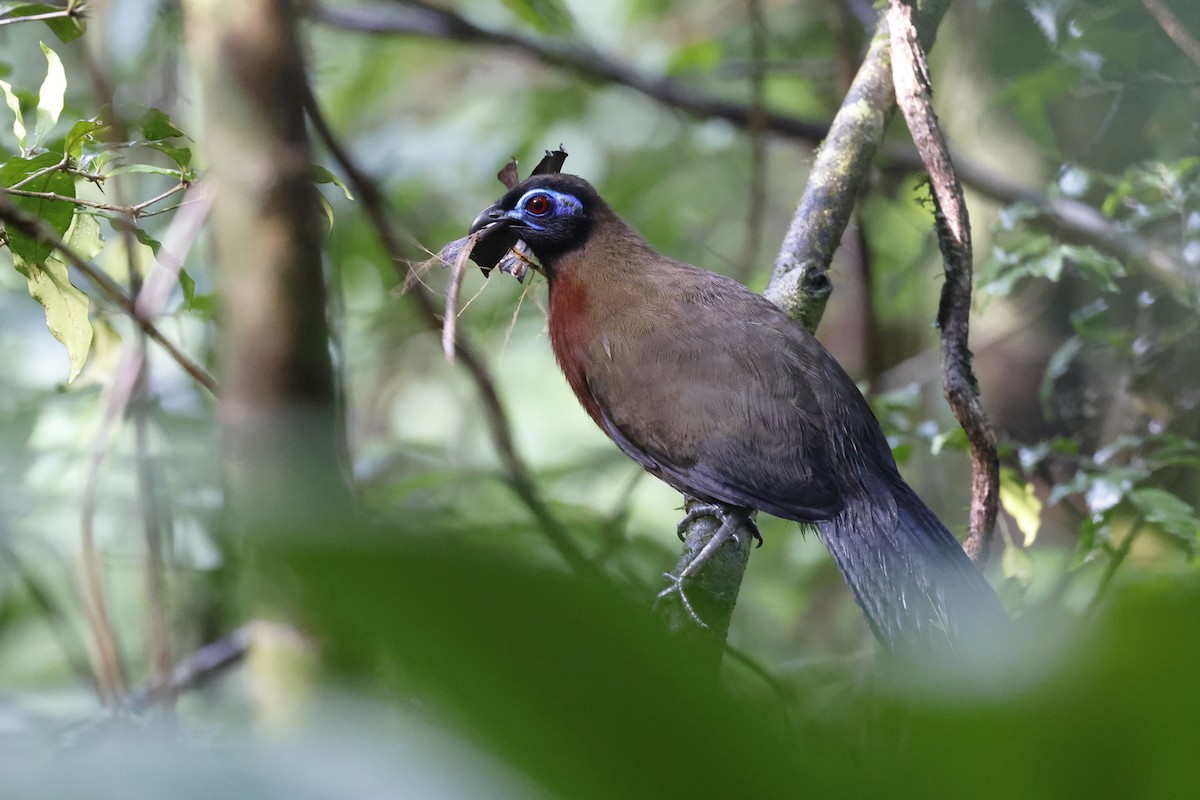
(888, 0), (998, 564)
(185, 0), (350, 530)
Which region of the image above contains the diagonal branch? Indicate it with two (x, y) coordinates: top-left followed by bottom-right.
(1142, 0), (1200, 69)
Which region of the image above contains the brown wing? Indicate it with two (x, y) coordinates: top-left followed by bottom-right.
(584, 266), (871, 522)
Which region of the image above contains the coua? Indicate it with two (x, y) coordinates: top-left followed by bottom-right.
(466, 172), (1008, 651)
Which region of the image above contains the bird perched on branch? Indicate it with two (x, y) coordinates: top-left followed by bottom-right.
(465, 172), (1008, 652)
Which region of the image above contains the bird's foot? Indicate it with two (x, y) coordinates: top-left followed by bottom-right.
(659, 506), (756, 627)
(676, 503), (762, 548)
(657, 571), (708, 629)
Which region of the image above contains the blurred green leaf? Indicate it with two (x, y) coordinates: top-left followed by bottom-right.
(1061, 244), (1125, 292)
(667, 40), (724, 75)
(500, 0), (574, 35)
(1039, 336), (1082, 419)
(1129, 488), (1199, 546)
(1000, 467), (1042, 547)
(1001, 536), (1035, 586)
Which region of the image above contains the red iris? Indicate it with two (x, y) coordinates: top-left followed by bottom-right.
(525, 194), (552, 216)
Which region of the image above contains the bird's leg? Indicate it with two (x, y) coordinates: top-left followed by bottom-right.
(659, 505), (757, 627)
(675, 502), (762, 547)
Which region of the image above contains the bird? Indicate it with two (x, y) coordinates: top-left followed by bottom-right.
(465, 172), (1009, 652)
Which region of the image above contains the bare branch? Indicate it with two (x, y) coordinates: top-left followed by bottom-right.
(0, 8), (79, 27)
(124, 622), (300, 713)
(888, 0), (999, 564)
(1, 181), (190, 217)
(1142, 0), (1200, 69)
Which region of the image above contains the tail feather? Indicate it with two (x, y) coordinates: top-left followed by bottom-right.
(816, 474), (1008, 653)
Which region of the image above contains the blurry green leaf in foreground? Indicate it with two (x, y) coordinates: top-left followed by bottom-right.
(247, 512), (1200, 799)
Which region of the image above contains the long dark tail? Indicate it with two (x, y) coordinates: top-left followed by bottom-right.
(815, 473), (1009, 653)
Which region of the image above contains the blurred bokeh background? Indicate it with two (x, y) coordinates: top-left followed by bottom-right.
(1, 0), (1198, 796)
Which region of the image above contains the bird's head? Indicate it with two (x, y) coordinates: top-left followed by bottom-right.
(467, 173), (602, 274)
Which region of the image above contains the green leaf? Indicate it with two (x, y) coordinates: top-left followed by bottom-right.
(1039, 336), (1082, 419)
(178, 268), (196, 307)
(147, 142), (192, 170)
(1001, 538), (1035, 587)
(313, 165), (353, 200)
(0, 79), (27, 151)
(136, 106), (186, 141)
(131, 225), (161, 253)
(1129, 489), (1200, 544)
(930, 426), (967, 455)
(1000, 467), (1043, 547)
(64, 118), (106, 158)
(12, 212), (98, 381)
(668, 40), (724, 76)
(24, 210), (99, 380)
(317, 191), (334, 232)
(499, 0), (574, 34)
(0, 151), (75, 264)
(32, 42), (66, 149)
(63, 201), (102, 259)
(21, 255), (93, 381)
(1062, 245), (1125, 292)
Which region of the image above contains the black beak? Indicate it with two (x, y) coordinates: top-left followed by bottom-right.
(469, 203), (507, 235)
(466, 203), (520, 271)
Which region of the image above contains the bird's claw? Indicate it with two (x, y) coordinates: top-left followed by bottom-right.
(656, 572), (709, 629)
(676, 503), (762, 548)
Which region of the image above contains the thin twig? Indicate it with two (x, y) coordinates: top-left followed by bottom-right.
(734, 0), (769, 284)
(125, 623), (280, 714)
(301, 87), (599, 580)
(1142, 0), (1200, 69)
(1089, 518), (1146, 610)
(0, 8), (77, 27)
(9, 154), (69, 190)
(1, 180), (188, 217)
(888, 0), (999, 564)
(0, 197), (219, 394)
